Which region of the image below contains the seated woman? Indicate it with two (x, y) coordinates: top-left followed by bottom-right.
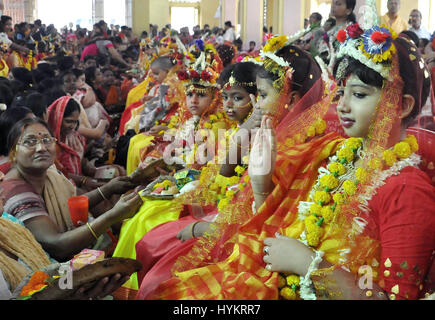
(99, 67), (123, 114)
(84, 66), (106, 106)
(136, 42), (325, 300)
(46, 96), (104, 190)
(111, 51), (232, 300)
(0, 184), (131, 300)
(149, 18), (435, 300)
(1, 117), (144, 263)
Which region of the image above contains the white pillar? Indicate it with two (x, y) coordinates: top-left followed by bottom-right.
(125, 0), (133, 27)
(244, 0), (263, 50)
(24, 0), (35, 23)
(93, 0), (104, 23)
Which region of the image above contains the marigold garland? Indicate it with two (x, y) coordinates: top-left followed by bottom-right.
(279, 134), (419, 300)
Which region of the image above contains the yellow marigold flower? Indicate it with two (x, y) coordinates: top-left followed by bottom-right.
(158, 130), (165, 135)
(286, 275), (300, 287)
(278, 275), (287, 289)
(218, 198), (230, 211)
(346, 137), (363, 151)
(216, 112), (223, 119)
(355, 167), (368, 183)
(209, 115), (218, 122)
(338, 148), (354, 163)
(238, 184), (246, 191)
(155, 121), (160, 126)
(204, 122), (213, 129)
(319, 174), (339, 190)
(210, 183), (219, 191)
(382, 150), (397, 167)
(313, 191), (331, 205)
(314, 119), (327, 135)
(307, 126), (316, 138)
(306, 226), (323, 247)
(343, 180), (357, 196)
(235, 165), (246, 176)
(305, 215), (318, 227)
(280, 287), (298, 300)
(168, 124), (174, 129)
(221, 186), (227, 195)
(229, 176), (240, 185)
(309, 203), (322, 216)
(243, 175), (251, 183)
(264, 35), (288, 53)
(225, 189), (236, 200)
(369, 158), (383, 171)
(321, 206), (335, 223)
(328, 162), (347, 176)
(333, 193), (344, 205)
(393, 142), (412, 159)
(404, 135), (418, 153)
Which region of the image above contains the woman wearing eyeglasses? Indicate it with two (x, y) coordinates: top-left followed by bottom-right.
(0, 117), (144, 262)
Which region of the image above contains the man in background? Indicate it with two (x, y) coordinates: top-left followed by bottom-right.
(223, 21), (236, 43)
(408, 9), (431, 40)
(381, 0), (408, 34)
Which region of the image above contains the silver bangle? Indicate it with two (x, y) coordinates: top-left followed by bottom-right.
(97, 187), (108, 201)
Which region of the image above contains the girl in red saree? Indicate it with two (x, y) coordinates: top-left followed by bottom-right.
(111, 46), (232, 300)
(147, 11), (434, 300)
(136, 42), (326, 299)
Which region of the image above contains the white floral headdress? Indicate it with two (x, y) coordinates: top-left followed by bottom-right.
(335, 0), (397, 81)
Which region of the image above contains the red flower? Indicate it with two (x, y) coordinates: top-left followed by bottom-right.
(189, 70), (200, 78)
(346, 24), (363, 39)
(201, 70), (212, 81)
(337, 29), (347, 43)
(177, 71), (189, 81)
(371, 31), (389, 44)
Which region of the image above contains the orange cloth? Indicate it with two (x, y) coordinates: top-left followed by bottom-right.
(151, 133), (343, 300)
(105, 85), (120, 106)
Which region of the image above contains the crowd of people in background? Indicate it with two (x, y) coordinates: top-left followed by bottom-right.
(0, 0), (434, 301)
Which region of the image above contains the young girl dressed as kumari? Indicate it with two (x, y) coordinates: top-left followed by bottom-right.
(111, 43), (233, 300)
(148, 0), (435, 300)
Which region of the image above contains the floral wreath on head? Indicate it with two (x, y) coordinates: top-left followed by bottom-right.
(177, 40), (221, 94)
(259, 35), (295, 91)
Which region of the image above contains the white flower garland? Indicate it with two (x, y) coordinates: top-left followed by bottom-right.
(353, 153), (421, 234)
(259, 50), (291, 68)
(299, 250), (324, 300)
(336, 39), (392, 80)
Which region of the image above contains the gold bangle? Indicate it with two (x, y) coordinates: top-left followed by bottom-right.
(97, 187), (108, 201)
(81, 177), (88, 187)
(86, 222), (99, 241)
(191, 222), (201, 238)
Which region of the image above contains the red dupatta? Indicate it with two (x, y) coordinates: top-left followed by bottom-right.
(47, 96), (85, 177)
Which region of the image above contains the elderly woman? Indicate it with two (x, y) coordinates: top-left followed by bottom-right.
(0, 117), (144, 262)
(0, 180), (131, 300)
